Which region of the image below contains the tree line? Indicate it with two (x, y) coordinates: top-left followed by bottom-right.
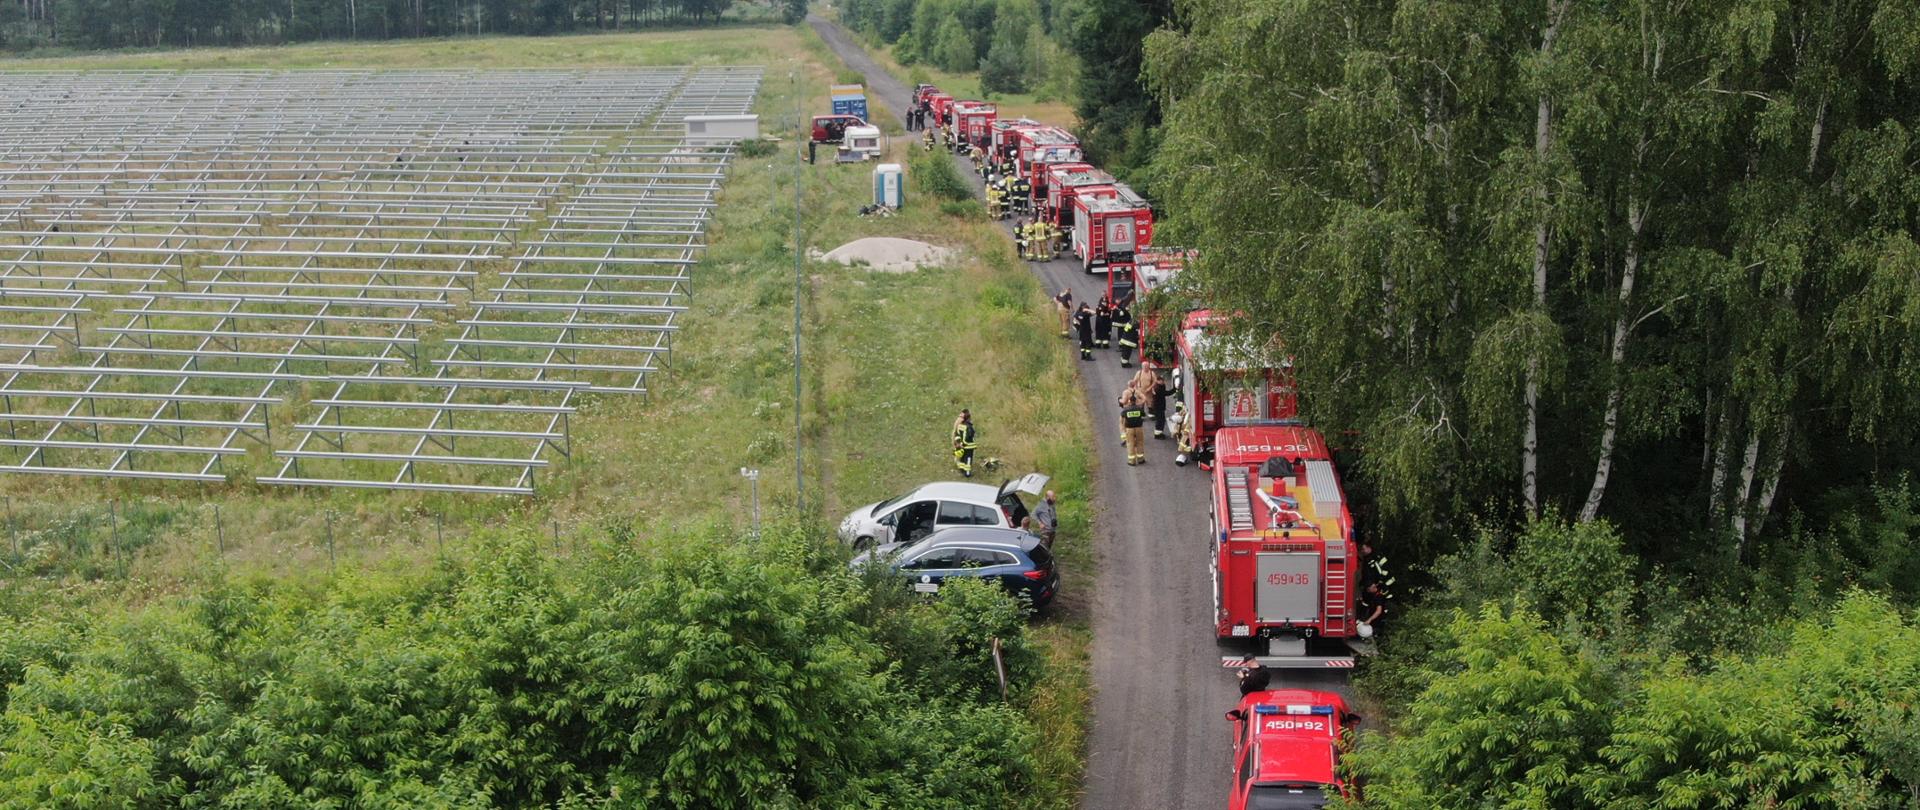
(1144, 0), (1920, 803)
(835, 0), (1166, 184)
(0, 527), (1057, 808)
(0, 0), (779, 51)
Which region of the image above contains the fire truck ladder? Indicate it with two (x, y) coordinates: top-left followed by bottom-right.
(1322, 539), (1349, 636)
(1224, 467), (1254, 530)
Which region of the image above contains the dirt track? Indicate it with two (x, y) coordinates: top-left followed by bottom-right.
(806, 17), (1346, 807)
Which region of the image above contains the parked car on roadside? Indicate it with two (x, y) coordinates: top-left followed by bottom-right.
(837, 473), (1049, 550)
(849, 526), (1059, 609)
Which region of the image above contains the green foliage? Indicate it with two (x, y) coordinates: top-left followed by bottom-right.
(1347, 592), (1920, 809)
(911, 151), (973, 201)
(737, 138), (779, 159)
(784, 0), (810, 24)
(1148, 0), (1920, 565)
(1345, 604), (1614, 810)
(929, 14), (976, 72)
(0, 526), (1051, 808)
(1062, 0), (1169, 181)
(939, 198), (986, 218)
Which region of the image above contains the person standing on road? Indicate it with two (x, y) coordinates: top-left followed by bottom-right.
(1237, 657), (1272, 695)
(1170, 401), (1192, 464)
(1014, 217), (1031, 261)
(1356, 580), (1391, 638)
(1031, 490), (1059, 546)
(1114, 306), (1138, 367)
(1073, 303), (1095, 361)
(1094, 297), (1113, 350)
(1150, 372), (1170, 438)
(952, 409), (979, 478)
(1053, 288), (1074, 337)
(1119, 389), (1148, 465)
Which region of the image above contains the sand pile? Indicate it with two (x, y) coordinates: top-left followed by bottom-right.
(815, 237), (956, 273)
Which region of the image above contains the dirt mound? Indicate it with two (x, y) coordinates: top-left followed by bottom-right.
(815, 237), (955, 273)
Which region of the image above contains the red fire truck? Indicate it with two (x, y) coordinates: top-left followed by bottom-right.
(1210, 424), (1361, 667)
(1112, 246), (1193, 337)
(953, 101), (997, 149)
(991, 118), (1042, 167)
(1224, 690), (1354, 808)
(1173, 309), (1297, 466)
(1012, 126), (1083, 208)
(1070, 184), (1153, 274)
(1044, 164), (1114, 229)
(913, 83), (938, 107)
(927, 92), (956, 127)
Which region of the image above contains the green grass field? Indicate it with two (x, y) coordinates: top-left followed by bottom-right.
(0, 23), (1093, 806)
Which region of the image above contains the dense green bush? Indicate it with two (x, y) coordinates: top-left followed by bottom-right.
(911, 153), (972, 202)
(0, 526), (1047, 808)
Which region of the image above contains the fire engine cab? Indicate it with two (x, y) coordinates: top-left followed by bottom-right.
(927, 92), (956, 127)
(1071, 184), (1153, 274)
(953, 101), (997, 149)
(1225, 690), (1353, 809)
(990, 118), (1041, 167)
(1044, 164), (1114, 231)
(1211, 424), (1360, 667)
(1012, 126), (1083, 207)
(1174, 310), (1296, 466)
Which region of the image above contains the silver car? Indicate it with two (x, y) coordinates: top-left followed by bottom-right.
(837, 473), (1050, 550)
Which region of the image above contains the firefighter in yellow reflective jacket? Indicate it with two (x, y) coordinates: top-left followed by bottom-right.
(952, 409), (979, 477)
(986, 184), (1005, 219)
(923, 127), (936, 151)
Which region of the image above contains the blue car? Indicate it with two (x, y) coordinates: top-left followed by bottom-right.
(852, 526), (1060, 609)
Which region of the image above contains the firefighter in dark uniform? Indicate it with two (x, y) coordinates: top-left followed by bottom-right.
(1013, 217), (1030, 260)
(1237, 657), (1272, 695)
(1150, 373), (1171, 438)
(1113, 304), (1138, 366)
(1094, 297), (1113, 349)
(1073, 303), (1095, 361)
(1011, 176), (1031, 215)
(952, 409), (979, 478)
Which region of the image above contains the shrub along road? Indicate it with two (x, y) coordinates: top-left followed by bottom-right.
(808, 15), (1345, 808)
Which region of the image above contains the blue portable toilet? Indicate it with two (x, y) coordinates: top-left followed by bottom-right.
(873, 163), (904, 209)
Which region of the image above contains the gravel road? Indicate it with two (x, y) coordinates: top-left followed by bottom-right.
(807, 17), (1347, 806)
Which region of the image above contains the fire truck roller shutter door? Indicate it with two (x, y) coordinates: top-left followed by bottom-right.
(1256, 553), (1321, 625)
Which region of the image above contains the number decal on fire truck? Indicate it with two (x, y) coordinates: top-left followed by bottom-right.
(1234, 443), (1312, 454)
(1267, 572), (1311, 586)
(1263, 719), (1326, 733)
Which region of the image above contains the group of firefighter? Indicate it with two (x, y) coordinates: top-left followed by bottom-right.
(911, 95), (1065, 262)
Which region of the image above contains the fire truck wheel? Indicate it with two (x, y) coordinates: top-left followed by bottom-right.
(1082, 254), (1094, 275)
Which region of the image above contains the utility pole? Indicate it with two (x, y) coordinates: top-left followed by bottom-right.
(790, 70), (806, 514)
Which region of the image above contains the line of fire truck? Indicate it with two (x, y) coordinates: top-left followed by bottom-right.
(916, 84), (1370, 669)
